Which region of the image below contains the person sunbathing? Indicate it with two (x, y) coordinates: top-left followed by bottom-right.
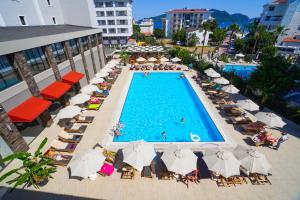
(114, 129), (121, 136)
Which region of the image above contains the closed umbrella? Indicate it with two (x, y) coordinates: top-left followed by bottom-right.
(69, 149), (106, 178)
(102, 67), (112, 73)
(136, 57), (146, 63)
(214, 77), (230, 85)
(161, 145), (197, 175)
(235, 53), (245, 58)
(90, 77), (104, 84)
(69, 93), (90, 105)
(255, 112), (286, 127)
(96, 71), (109, 78)
(56, 105), (82, 120)
(233, 145), (271, 175)
(122, 140), (156, 171)
(203, 148), (241, 178)
(222, 85), (239, 94)
(236, 99), (259, 112)
(81, 85), (101, 95)
(171, 57), (181, 63)
(147, 57), (157, 62)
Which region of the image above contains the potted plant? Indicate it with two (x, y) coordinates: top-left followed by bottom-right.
(120, 52), (129, 66)
(0, 138), (56, 189)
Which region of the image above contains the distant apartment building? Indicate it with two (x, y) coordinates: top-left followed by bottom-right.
(138, 19), (154, 36)
(165, 8), (211, 37)
(0, 0), (133, 47)
(259, 0), (300, 44)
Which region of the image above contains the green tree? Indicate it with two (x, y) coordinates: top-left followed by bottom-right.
(131, 24), (145, 41)
(133, 24), (141, 33)
(227, 23), (240, 52)
(249, 56), (296, 105)
(144, 36), (157, 45)
(200, 21), (212, 58)
(172, 29), (186, 43)
(211, 28), (226, 48)
(0, 138), (56, 189)
(120, 52), (129, 66)
(153, 29), (165, 39)
(187, 33), (198, 47)
(209, 19), (218, 32)
(234, 38), (245, 53)
(272, 25), (288, 45)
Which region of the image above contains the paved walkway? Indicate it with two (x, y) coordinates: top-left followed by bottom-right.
(1, 64), (300, 200)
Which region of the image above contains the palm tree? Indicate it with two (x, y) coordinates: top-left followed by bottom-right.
(227, 23), (240, 52)
(272, 25), (288, 45)
(251, 25), (266, 54)
(200, 21), (211, 59)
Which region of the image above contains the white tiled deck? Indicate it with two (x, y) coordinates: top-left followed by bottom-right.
(1, 64), (300, 200)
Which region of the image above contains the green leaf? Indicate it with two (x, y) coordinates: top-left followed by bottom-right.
(13, 173), (30, 188)
(0, 168), (22, 182)
(1, 152), (30, 163)
(34, 138), (48, 157)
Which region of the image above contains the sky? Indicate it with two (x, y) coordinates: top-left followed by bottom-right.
(133, 0), (270, 20)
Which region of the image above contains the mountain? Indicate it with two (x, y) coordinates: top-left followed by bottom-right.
(209, 9), (251, 29)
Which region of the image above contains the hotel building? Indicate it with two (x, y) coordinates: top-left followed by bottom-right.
(165, 8), (211, 37)
(0, 0), (133, 47)
(0, 25), (106, 169)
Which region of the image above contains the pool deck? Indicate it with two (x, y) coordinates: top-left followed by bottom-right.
(1, 61), (300, 200)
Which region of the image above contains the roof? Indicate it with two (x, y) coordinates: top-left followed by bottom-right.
(8, 97), (52, 123)
(283, 37), (300, 43)
(41, 81), (72, 100)
(0, 24), (98, 42)
(167, 9), (208, 14)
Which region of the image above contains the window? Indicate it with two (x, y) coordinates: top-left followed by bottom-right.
(52, 17), (56, 24)
(97, 33), (102, 44)
(265, 16), (271, 21)
(19, 16), (26, 25)
(116, 1), (125, 7)
(105, 2), (113, 7)
(97, 20), (106, 26)
(0, 55), (23, 91)
(116, 10), (127, 16)
(46, 0), (52, 6)
(91, 35), (97, 47)
(108, 28), (116, 33)
(106, 11), (114, 17)
(102, 28), (107, 33)
(108, 20), (115, 25)
(117, 19), (128, 25)
(51, 42), (67, 64)
(94, 0), (103, 7)
(80, 37), (89, 51)
(68, 39), (79, 56)
(96, 11), (105, 17)
(24, 47), (50, 76)
(118, 28), (128, 33)
(269, 6), (275, 11)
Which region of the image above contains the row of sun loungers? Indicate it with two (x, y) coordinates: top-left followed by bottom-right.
(130, 64), (182, 71)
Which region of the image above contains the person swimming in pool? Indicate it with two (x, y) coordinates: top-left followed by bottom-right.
(180, 74), (185, 78)
(180, 117), (186, 124)
(161, 131), (167, 141)
(144, 72), (149, 77)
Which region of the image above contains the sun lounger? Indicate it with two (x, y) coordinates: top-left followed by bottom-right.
(240, 121), (266, 134)
(58, 131), (83, 143)
(121, 166), (135, 179)
(153, 65), (158, 70)
(64, 123), (87, 133)
(130, 65), (134, 70)
(50, 139), (77, 153)
(103, 149), (116, 164)
(224, 108), (244, 116)
(219, 104), (239, 110)
(104, 77), (116, 84)
(229, 116), (253, 124)
(86, 103), (101, 110)
(231, 176), (247, 185)
(248, 173), (271, 185)
(73, 115), (94, 123)
(251, 132), (277, 147)
(176, 66), (182, 70)
(216, 176), (235, 187)
(142, 166), (153, 178)
(159, 65), (164, 70)
(160, 171), (174, 180)
(93, 90), (109, 98)
(44, 149), (72, 166)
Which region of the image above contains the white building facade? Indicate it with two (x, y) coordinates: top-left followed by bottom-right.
(165, 8), (211, 37)
(259, 0), (300, 43)
(0, 0), (133, 47)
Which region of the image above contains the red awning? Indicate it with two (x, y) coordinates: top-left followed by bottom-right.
(41, 81), (72, 100)
(8, 97), (52, 123)
(62, 71), (85, 85)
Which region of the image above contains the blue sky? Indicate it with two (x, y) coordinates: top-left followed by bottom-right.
(133, 0), (270, 20)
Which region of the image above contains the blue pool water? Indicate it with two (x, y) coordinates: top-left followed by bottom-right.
(223, 65), (257, 80)
(113, 73), (224, 142)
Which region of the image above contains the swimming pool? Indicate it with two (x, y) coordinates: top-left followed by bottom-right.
(113, 72), (224, 142)
(223, 64), (257, 79)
